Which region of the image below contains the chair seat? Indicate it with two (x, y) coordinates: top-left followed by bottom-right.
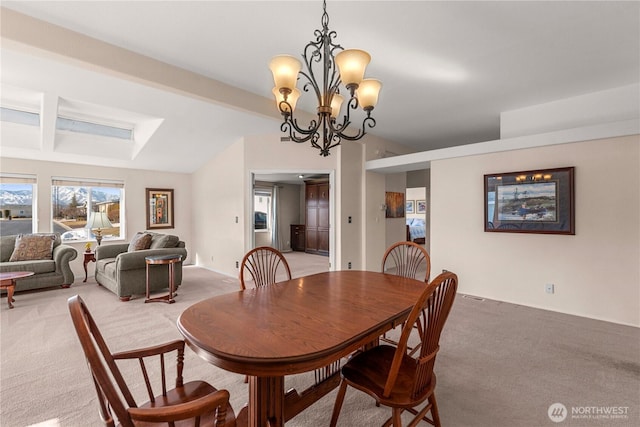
(129, 381), (236, 427)
(341, 345), (435, 408)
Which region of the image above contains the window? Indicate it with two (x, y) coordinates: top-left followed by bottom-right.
(254, 188), (272, 230)
(0, 107), (39, 127)
(56, 116), (133, 140)
(0, 174), (36, 235)
(52, 178), (124, 243)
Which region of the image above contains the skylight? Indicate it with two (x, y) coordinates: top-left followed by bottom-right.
(0, 107), (39, 126)
(56, 116), (133, 140)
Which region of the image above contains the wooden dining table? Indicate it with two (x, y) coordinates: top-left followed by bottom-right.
(177, 270), (426, 427)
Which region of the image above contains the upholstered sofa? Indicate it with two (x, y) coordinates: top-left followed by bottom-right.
(0, 233), (78, 291)
(94, 232), (187, 301)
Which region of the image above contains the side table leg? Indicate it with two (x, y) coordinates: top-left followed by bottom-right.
(168, 262), (175, 303)
(6, 282), (15, 309)
(145, 262), (151, 302)
(83, 260), (89, 282)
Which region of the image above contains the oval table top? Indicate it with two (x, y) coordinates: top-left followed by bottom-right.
(0, 271), (35, 282)
(177, 270), (426, 377)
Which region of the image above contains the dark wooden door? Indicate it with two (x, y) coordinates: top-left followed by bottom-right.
(305, 181), (329, 256)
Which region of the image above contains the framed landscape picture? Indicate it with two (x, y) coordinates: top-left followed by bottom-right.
(484, 167), (574, 234)
(416, 200), (426, 214)
(146, 188), (174, 229)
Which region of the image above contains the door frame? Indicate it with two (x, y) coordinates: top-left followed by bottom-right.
(247, 169), (336, 271)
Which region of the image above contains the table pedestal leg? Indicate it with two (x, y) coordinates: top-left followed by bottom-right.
(248, 375), (284, 427)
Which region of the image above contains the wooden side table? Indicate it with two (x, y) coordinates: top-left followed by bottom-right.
(83, 251), (96, 282)
(0, 271), (35, 309)
(145, 254), (182, 304)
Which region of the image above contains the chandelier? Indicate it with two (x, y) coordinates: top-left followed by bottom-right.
(269, 0), (382, 157)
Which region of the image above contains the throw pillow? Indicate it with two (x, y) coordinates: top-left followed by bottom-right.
(127, 232), (152, 252)
(9, 234), (56, 261)
(149, 234), (180, 249)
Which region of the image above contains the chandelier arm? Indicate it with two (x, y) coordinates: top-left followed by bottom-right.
(337, 116), (377, 142)
(281, 120), (315, 144)
(329, 115), (350, 134)
(331, 95), (359, 133)
(282, 112), (322, 141)
(291, 113), (321, 136)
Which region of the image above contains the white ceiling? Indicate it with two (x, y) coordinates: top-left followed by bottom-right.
(1, 1), (639, 173)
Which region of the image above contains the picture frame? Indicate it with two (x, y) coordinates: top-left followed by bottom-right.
(484, 167), (574, 234)
(406, 200), (415, 214)
(416, 200), (426, 214)
(146, 188), (174, 230)
(385, 191), (405, 218)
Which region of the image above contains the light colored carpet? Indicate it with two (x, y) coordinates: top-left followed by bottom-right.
(1, 254), (638, 427)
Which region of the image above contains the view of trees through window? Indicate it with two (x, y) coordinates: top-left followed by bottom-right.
(52, 183), (123, 242)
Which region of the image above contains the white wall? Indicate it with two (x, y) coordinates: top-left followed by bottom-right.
(501, 84), (640, 139)
(430, 135), (639, 326)
(276, 183), (303, 251)
(0, 157), (192, 279)
(338, 138), (363, 270)
(191, 139), (245, 277)
(385, 173), (408, 248)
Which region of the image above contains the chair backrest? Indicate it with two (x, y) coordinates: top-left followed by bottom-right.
(68, 295), (140, 427)
(381, 241), (431, 282)
(383, 271), (458, 400)
(239, 246), (292, 290)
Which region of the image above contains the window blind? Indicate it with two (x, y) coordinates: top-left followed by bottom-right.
(51, 177), (124, 188)
(0, 173), (37, 184)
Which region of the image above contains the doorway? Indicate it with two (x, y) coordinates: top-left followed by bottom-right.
(250, 170), (335, 270)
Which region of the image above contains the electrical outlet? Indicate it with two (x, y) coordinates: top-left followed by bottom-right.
(235, 261), (239, 269)
(348, 262), (352, 270)
(545, 283), (555, 294)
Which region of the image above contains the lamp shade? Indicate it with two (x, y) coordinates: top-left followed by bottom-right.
(335, 49), (371, 88)
(330, 93), (344, 118)
(87, 212), (113, 229)
(272, 87), (301, 113)
(269, 55), (302, 92)
(357, 79), (382, 110)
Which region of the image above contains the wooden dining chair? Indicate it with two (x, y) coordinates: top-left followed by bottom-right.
(330, 271), (458, 427)
(68, 295), (237, 427)
(239, 246), (341, 392)
(239, 246), (293, 383)
(381, 241), (431, 282)
(239, 246), (292, 290)
(380, 241), (431, 353)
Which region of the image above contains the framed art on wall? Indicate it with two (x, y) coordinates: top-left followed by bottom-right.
(416, 200), (426, 214)
(385, 192), (405, 218)
(406, 200), (415, 214)
(484, 167), (574, 234)
(146, 188), (174, 229)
